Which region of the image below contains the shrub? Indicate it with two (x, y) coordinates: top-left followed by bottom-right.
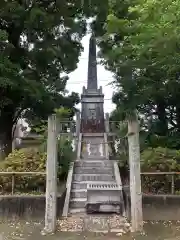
(40, 137), (75, 180)
(141, 147), (180, 193)
(117, 146), (180, 193)
(0, 137), (75, 194)
(57, 137), (75, 180)
(0, 148), (47, 193)
(141, 147), (180, 171)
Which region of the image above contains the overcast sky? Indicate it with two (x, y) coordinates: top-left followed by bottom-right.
(66, 34), (116, 114)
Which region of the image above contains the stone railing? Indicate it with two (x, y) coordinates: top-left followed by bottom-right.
(113, 161), (125, 216)
(113, 161), (122, 186)
(62, 162), (74, 217)
(58, 120), (76, 135)
(103, 133), (109, 159)
(77, 133), (82, 159)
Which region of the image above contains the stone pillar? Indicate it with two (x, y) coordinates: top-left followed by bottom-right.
(76, 111), (80, 136)
(43, 114), (58, 234)
(12, 122), (22, 150)
(12, 139), (16, 151)
(105, 113), (110, 133)
(75, 112), (81, 153)
(128, 116), (143, 232)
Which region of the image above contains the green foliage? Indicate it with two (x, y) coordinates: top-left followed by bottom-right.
(0, 0), (86, 155)
(55, 107), (72, 119)
(0, 148), (47, 193)
(0, 0), (110, 156)
(0, 148), (46, 172)
(39, 136), (74, 181)
(144, 133), (180, 150)
(117, 146), (180, 193)
(99, 0), (180, 148)
(141, 147), (180, 172)
(27, 107), (76, 186)
(30, 107), (73, 136)
(57, 137), (75, 180)
(0, 135), (74, 193)
(141, 147), (180, 193)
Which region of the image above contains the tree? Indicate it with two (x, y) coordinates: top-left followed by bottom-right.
(0, 0), (89, 156)
(98, 0), (180, 149)
(124, 0), (180, 137)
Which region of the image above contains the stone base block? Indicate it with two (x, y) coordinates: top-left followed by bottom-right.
(86, 183), (124, 214)
(86, 202), (122, 214)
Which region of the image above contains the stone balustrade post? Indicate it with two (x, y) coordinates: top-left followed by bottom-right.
(128, 115), (143, 232)
(76, 111), (80, 136)
(43, 114), (58, 234)
(105, 113), (110, 133)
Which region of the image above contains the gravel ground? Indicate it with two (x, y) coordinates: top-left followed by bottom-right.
(57, 215), (130, 233)
(1, 220), (180, 240)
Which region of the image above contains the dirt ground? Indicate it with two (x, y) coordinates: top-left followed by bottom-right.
(1, 220), (180, 240)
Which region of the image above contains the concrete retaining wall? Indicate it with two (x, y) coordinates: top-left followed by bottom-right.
(0, 191), (66, 220)
(123, 189), (180, 220)
(1, 190), (180, 221)
(142, 194), (180, 220)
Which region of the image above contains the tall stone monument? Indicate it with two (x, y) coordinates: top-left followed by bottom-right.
(81, 35), (105, 133)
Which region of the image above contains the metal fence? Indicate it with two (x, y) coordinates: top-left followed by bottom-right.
(0, 172), (46, 195)
(141, 172), (180, 194)
(1, 170), (179, 195)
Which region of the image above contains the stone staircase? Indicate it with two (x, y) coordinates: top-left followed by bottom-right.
(62, 133), (124, 217)
(67, 134), (120, 215)
(69, 159), (116, 214)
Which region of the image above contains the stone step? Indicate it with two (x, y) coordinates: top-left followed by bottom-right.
(81, 156), (106, 160)
(69, 208), (86, 214)
(71, 189), (87, 198)
(74, 160), (113, 168)
(74, 167), (113, 175)
(73, 174), (115, 182)
(82, 133), (104, 137)
(70, 198), (86, 209)
(72, 182), (87, 190)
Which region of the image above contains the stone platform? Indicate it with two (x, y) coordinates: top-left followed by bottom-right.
(57, 215), (130, 233)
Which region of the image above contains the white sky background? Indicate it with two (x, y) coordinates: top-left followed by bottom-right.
(66, 34), (116, 114)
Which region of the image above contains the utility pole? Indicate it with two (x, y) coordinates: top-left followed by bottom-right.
(127, 113), (143, 232)
(43, 114), (58, 234)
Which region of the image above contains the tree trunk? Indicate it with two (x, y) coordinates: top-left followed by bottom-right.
(176, 105), (180, 132)
(128, 116), (143, 232)
(0, 130), (13, 159)
(0, 113), (14, 159)
(156, 99), (168, 135)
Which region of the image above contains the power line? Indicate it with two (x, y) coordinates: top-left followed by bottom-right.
(67, 82), (113, 85)
(66, 80), (115, 84)
(75, 98), (113, 101)
(67, 79), (112, 82)
(78, 57), (104, 60)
